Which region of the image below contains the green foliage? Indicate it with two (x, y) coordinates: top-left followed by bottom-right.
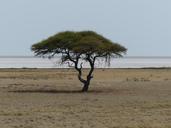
(31, 31), (127, 57)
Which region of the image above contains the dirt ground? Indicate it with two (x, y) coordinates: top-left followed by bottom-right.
(0, 68), (171, 128)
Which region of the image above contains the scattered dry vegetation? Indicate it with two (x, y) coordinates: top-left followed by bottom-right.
(0, 69), (171, 128)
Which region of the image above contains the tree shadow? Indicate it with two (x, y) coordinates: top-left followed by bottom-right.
(8, 89), (107, 94)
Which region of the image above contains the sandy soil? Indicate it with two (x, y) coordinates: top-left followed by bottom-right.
(0, 68), (171, 128)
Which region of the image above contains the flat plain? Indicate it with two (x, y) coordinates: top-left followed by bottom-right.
(0, 68), (171, 128)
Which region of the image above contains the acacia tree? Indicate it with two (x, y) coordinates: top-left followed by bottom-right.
(31, 31), (127, 92)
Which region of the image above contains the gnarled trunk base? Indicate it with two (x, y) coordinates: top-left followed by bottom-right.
(82, 83), (89, 92)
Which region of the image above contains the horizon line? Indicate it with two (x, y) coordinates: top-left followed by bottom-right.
(0, 56), (171, 58)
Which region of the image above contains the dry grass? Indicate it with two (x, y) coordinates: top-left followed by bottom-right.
(0, 68), (171, 128)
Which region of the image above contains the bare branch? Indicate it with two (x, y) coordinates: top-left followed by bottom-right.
(80, 62), (83, 69)
(66, 62), (75, 68)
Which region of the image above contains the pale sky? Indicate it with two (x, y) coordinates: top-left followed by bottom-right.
(0, 0), (171, 56)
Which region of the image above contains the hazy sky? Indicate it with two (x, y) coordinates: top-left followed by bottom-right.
(0, 0), (171, 56)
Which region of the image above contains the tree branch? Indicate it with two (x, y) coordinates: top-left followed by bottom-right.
(86, 54), (95, 80)
(75, 61), (86, 84)
(66, 51), (86, 84)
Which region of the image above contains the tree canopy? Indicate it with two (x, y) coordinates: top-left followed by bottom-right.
(32, 31), (126, 57)
(32, 31), (127, 92)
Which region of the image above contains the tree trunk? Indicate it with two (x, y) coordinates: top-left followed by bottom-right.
(82, 82), (90, 92)
(73, 54), (95, 92)
(82, 76), (92, 92)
